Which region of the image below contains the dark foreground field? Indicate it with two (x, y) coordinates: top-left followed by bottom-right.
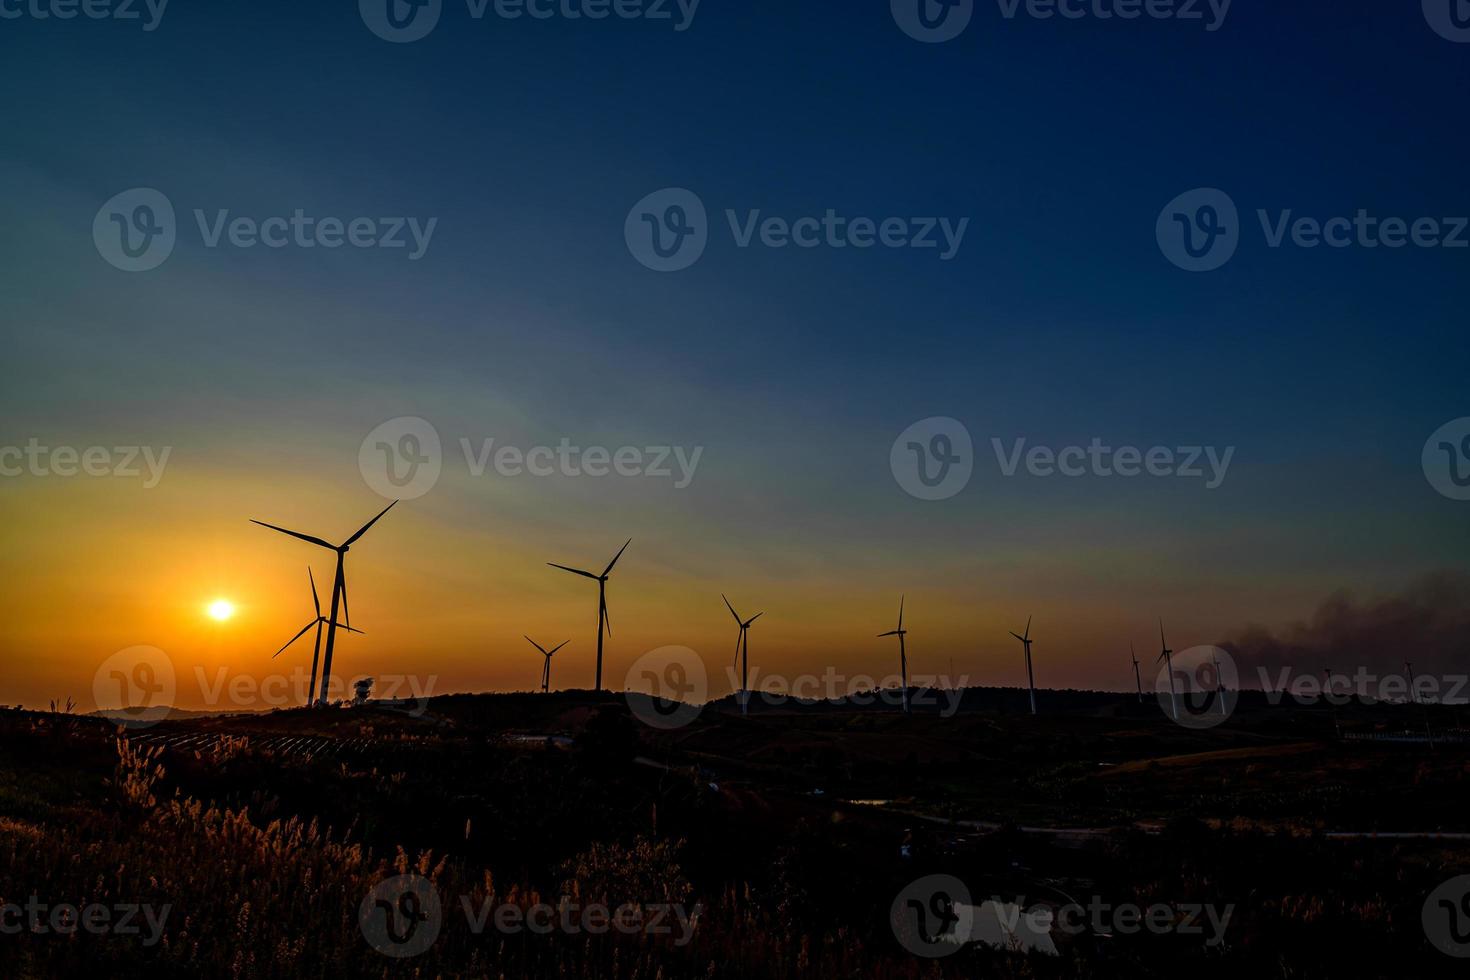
(3, 690), (1469, 978)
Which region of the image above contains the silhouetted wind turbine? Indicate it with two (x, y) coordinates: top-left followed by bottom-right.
(1130, 642), (1143, 703)
(273, 568), (361, 706)
(548, 539), (630, 692)
(1324, 665), (1343, 739)
(1158, 619), (1178, 720)
(877, 596), (910, 714)
(1009, 617), (1037, 715)
(722, 594), (763, 715)
(251, 501), (397, 706)
(525, 636), (568, 694)
(1406, 660), (1435, 748)
(1211, 649), (1228, 717)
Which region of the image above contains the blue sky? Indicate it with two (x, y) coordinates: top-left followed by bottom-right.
(2, 0), (1468, 704)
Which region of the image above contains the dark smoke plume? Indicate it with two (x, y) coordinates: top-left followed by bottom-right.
(1219, 571), (1470, 690)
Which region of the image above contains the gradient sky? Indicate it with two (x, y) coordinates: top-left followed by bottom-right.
(2, 1), (1468, 710)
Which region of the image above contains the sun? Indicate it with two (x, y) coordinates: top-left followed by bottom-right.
(206, 599), (237, 622)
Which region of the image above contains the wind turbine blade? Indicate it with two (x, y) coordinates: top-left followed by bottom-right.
(878, 630), (900, 638)
(308, 567), (321, 617)
(524, 635), (549, 656)
(548, 641), (569, 656)
(548, 562), (599, 580)
(251, 520), (334, 550)
(722, 594), (742, 625)
(344, 500), (398, 547)
(601, 594), (611, 637)
(747, 612), (764, 626)
(602, 538), (632, 577)
(274, 619), (317, 658)
(1159, 618), (1167, 649)
(1023, 615), (1032, 641)
(339, 574), (351, 630)
(1009, 632), (1025, 642)
(337, 622), (365, 635)
(898, 595), (904, 630)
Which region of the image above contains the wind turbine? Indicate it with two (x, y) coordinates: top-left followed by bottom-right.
(1324, 665), (1342, 739)
(1130, 642), (1143, 702)
(1158, 619), (1178, 720)
(1211, 649), (1228, 717)
(877, 596), (910, 714)
(722, 594), (763, 715)
(1406, 660), (1435, 748)
(251, 501), (397, 706)
(272, 568), (362, 706)
(525, 636), (568, 694)
(1009, 616), (1037, 715)
(548, 539), (630, 692)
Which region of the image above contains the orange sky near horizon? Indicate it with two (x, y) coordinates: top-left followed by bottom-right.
(0, 451), (1359, 714)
